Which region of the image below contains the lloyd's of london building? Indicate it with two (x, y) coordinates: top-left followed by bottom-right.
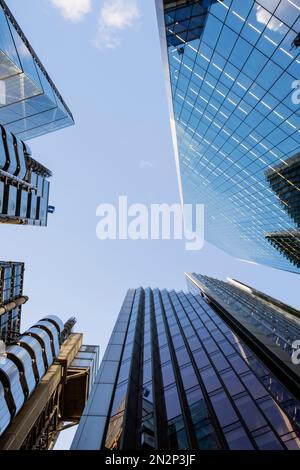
(0, 1), (100, 450)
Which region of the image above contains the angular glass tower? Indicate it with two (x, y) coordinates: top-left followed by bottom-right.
(0, 1), (74, 226)
(0, 0), (74, 141)
(156, 0), (300, 274)
(72, 278), (300, 450)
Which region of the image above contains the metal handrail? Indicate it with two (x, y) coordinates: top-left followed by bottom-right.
(0, 169), (34, 189)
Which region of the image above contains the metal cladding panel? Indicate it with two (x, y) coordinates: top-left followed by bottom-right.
(7, 345), (36, 396)
(14, 138), (26, 180)
(25, 327), (53, 369)
(19, 190), (28, 218)
(0, 382), (10, 437)
(36, 175), (43, 197)
(43, 315), (64, 334)
(30, 193), (37, 220)
(0, 134), (6, 170)
(0, 180), (4, 213)
(18, 336), (45, 380)
(6, 185), (17, 216)
(0, 358), (25, 414)
(35, 320), (60, 357)
(5, 131), (17, 176)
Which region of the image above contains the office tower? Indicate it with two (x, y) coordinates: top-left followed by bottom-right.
(0, 0), (74, 140)
(156, 0), (300, 274)
(72, 281), (300, 450)
(266, 230), (300, 269)
(0, 128), (52, 225)
(0, 314), (99, 450)
(266, 153), (300, 228)
(0, 261), (27, 344)
(0, 0), (74, 226)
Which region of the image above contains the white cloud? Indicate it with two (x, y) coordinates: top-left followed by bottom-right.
(95, 0), (140, 49)
(256, 5), (284, 34)
(51, 0), (92, 23)
(139, 160), (153, 169)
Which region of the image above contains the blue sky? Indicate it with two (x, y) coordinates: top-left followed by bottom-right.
(1, 0), (299, 448)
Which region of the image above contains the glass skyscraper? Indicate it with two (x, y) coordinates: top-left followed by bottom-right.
(0, 0), (74, 141)
(72, 276), (300, 450)
(156, 0), (300, 274)
(0, 0), (74, 226)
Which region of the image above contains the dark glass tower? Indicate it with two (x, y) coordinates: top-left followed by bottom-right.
(266, 153), (300, 228)
(72, 278), (300, 451)
(266, 231), (300, 269)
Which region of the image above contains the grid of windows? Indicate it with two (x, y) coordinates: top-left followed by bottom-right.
(188, 273), (300, 356)
(266, 153), (300, 227)
(157, 0), (300, 273)
(266, 230), (300, 268)
(72, 285), (300, 450)
(0, 261), (24, 343)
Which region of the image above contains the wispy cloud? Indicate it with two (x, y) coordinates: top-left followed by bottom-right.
(51, 0), (92, 23)
(95, 0), (140, 49)
(139, 160), (153, 170)
(256, 5), (284, 34)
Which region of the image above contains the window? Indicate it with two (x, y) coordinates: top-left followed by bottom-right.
(228, 354), (249, 374)
(211, 391), (239, 428)
(194, 348), (210, 369)
(162, 362), (175, 387)
(241, 373), (268, 400)
(255, 431), (283, 450)
(176, 347), (190, 366)
(235, 395), (267, 432)
(221, 369), (244, 397)
(160, 346), (171, 365)
(200, 367), (221, 393)
(194, 420), (220, 450)
(210, 351), (230, 372)
(164, 385), (182, 420)
(225, 427), (254, 450)
(180, 365), (199, 390)
(259, 397), (296, 437)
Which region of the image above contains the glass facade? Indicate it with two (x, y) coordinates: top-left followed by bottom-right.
(72, 280), (300, 450)
(156, 0), (300, 274)
(0, 0), (74, 141)
(0, 261), (24, 343)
